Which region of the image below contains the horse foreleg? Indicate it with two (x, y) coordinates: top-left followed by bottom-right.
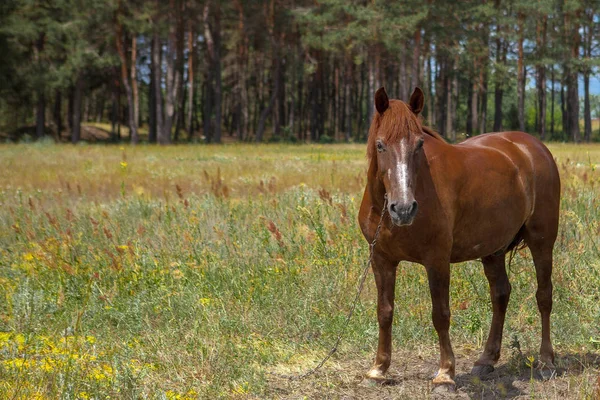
(365, 252), (398, 381)
(473, 253), (511, 376)
(426, 262), (456, 387)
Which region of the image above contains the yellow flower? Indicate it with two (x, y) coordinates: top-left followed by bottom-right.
(40, 358), (54, 372)
(166, 391), (182, 400)
(23, 252), (34, 261)
(232, 382), (250, 395)
(85, 335), (96, 345)
(89, 364), (114, 381)
(0, 332), (11, 346)
(199, 298), (211, 306)
(120, 161), (128, 169)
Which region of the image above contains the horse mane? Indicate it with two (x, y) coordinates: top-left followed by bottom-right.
(367, 100), (445, 159)
(421, 125), (445, 142)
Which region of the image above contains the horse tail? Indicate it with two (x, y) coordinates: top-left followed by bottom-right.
(506, 225), (527, 271)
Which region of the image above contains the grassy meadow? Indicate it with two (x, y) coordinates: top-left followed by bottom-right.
(0, 142), (599, 399)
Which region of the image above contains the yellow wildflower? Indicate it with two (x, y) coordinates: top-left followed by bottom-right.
(199, 298), (211, 306)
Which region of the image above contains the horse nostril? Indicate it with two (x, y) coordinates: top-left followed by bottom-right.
(410, 200), (418, 214)
(389, 202), (398, 214)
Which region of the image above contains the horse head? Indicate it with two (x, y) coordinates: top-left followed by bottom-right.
(368, 87), (425, 226)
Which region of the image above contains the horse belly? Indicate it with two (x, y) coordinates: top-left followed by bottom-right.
(449, 169), (530, 263)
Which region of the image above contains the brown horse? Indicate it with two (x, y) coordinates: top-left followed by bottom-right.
(358, 87), (560, 388)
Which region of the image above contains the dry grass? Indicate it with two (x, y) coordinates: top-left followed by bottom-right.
(0, 142), (599, 399)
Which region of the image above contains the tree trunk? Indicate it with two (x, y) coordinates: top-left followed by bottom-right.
(36, 91), (45, 139)
(161, 0), (181, 145)
(436, 52), (447, 137)
(149, 38), (157, 143)
(71, 75), (83, 144)
(538, 65), (546, 139)
(131, 37), (139, 132)
(566, 70), (579, 142)
(53, 90), (62, 140)
(445, 67), (455, 141)
(309, 57), (320, 142)
(584, 72), (591, 142)
(426, 53), (433, 126)
(95, 90), (104, 123)
(277, 43), (286, 138)
(153, 29), (165, 143)
(583, 13), (592, 142)
(412, 29), (421, 90)
(173, 12), (185, 143)
(367, 54), (375, 124)
(466, 82), (473, 137)
(550, 66), (555, 138)
(479, 68), (488, 134)
(115, 14), (139, 144)
(203, 80), (212, 141)
(187, 22), (194, 138)
(493, 36), (505, 132)
(358, 63), (365, 137)
(517, 13), (525, 132)
(400, 49), (407, 100)
(272, 47), (283, 138)
(493, 86), (503, 132)
(536, 16), (547, 139)
(256, 85), (277, 142)
(110, 77), (118, 140)
(566, 17), (580, 143)
(34, 32), (45, 138)
(345, 61), (352, 141)
(213, 3), (222, 143)
(561, 74), (567, 139)
(296, 39), (304, 141)
(471, 80), (479, 135)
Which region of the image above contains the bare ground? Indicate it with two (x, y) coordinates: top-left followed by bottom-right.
(268, 347), (600, 399)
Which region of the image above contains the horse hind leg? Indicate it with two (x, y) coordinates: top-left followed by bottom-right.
(472, 253), (511, 376)
(523, 220), (557, 370)
(527, 238), (555, 368)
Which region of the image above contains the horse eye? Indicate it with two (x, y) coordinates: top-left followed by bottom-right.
(376, 141), (384, 152)
(415, 138), (424, 151)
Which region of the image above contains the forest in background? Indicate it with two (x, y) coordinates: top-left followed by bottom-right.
(0, 0), (599, 144)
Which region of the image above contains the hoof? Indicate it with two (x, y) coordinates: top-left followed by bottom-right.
(432, 370), (456, 387)
(537, 365), (557, 381)
(471, 364), (495, 376)
(536, 357), (556, 380)
(365, 368), (386, 382)
(432, 383), (456, 393)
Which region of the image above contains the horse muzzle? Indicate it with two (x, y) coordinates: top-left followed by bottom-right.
(388, 200), (418, 226)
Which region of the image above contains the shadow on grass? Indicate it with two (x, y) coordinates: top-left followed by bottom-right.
(455, 352), (600, 399)
(268, 351), (600, 399)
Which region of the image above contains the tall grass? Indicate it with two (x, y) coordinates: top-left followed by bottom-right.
(0, 143), (599, 398)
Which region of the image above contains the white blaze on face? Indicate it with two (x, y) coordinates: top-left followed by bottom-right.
(399, 138), (410, 202)
(387, 138), (410, 203)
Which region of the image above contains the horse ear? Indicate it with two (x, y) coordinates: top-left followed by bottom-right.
(375, 87), (389, 115)
(409, 87), (424, 115)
